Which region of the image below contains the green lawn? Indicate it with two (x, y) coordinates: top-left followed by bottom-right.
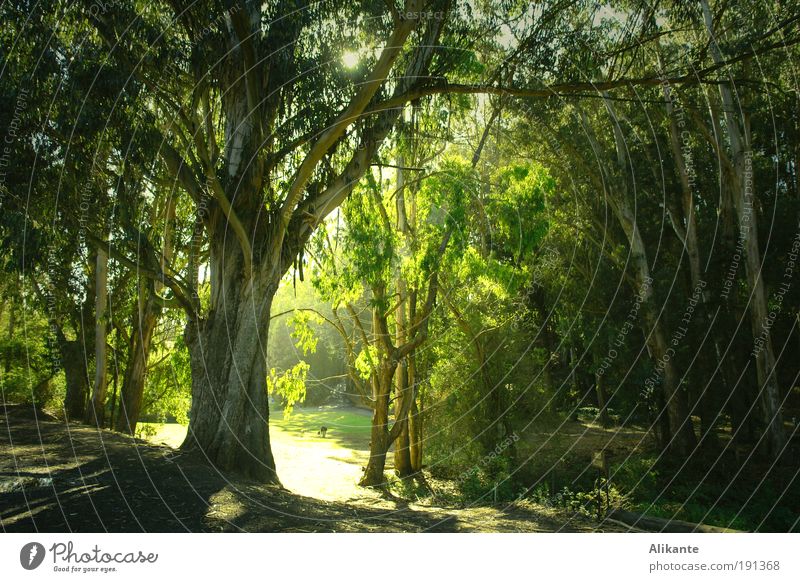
(272, 406), (372, 450)
(138, 405), (373, 447)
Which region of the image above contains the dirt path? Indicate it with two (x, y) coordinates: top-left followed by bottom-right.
(0, 405), (628, 532)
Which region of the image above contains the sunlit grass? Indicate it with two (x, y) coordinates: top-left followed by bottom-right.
(138, 406), (372, 446)
(137, 406), (380, 501)
(137, 421), (187, 447)
(273, 406), (371, 444)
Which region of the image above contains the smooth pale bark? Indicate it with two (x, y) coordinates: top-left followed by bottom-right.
(700, 0), (786, 457)
(392, 153), (416, 478)
(592, 101), (697, 454)
(407, 354), (423, 472)
(696, 104), (762, 444)
(86, 249), (109, 427)
(393, 360), (414, 477)
(661, 81), (728, 445)
(617, 198), (697, 453)
(405, 190), (424, 474)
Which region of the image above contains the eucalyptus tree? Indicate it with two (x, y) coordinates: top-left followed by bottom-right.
(114, 193), (181, 434)
(625, 0), (798, 457)
(311, 156), (472, 486)
(695, 0), (786, 458)
(44, 0), (460, 480)
(0, 2), (128, 421)
(67, 0), (614, 480)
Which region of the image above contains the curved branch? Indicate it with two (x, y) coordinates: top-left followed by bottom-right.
(275, 2), (423, 244)
(362, 33), (800, 115)
(205, 174), (254, 277)
(85, 231), (198, 314)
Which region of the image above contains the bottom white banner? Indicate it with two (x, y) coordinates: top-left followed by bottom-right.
(1, 533), (797, 581)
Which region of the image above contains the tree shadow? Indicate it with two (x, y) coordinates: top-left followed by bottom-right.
(0, 404), (454, 532)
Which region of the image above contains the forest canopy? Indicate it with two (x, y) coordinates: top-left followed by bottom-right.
(1, 0), (799, 532)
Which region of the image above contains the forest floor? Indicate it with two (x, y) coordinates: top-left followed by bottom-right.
(0, 404), (631, 532)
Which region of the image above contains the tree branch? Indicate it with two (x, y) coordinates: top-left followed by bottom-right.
(85, 231), (197, 314)
(362, 33), (800, 115)
(275, 0), (423, 245)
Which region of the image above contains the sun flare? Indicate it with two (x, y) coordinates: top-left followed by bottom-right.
(341, 50), (359, 69)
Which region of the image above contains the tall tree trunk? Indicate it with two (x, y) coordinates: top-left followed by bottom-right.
(116, 197), (174, 435)
(360, 281), (422, 487)
(700, 0), (786, 457)
(712, 133), (760, 443)
(392, 148), (416, 478)
(618, 199), (697, 454)
(595, 369), (612, 428)
(178, 3), (280, 481)
(59, 337), (89, 421)
(361, 363), (396, 487)
(86, 248), (108, 427)
(595, 100), (697, 455)
(660, 81), (727, 446)
(393, 360), (414, 477)
(407, 354), (423, 472)
(109, 335), (119, 430)
(181, 242), (280, 482)
(115, 282), (161, 434)
(4, 302), (14, 375)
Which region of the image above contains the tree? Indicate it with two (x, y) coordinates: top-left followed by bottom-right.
(85, 248), (109, 425)
(114, 195), (179, 434)
(311, 155), (469, 486)
(70, 0), (458, 481)
(698, 0), (786, 458)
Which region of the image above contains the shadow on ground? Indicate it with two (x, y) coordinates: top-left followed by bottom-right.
(0, 405), (623, 532)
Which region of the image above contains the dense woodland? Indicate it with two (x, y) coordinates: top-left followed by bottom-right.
(2, 0), (800, 531)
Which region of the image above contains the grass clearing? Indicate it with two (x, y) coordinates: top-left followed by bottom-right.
(138, 406), (382, 502)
